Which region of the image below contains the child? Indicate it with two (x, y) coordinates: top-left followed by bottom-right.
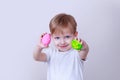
(33, 13), (89, 80)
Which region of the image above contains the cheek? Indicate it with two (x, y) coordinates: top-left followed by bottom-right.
(53, 40), (59, 45)
(65, 39), (72, 44)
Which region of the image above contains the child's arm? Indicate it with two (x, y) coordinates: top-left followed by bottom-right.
(33, 33), (49, 62)
(78, 39), (89, 60)
(33, 45), (47, 62)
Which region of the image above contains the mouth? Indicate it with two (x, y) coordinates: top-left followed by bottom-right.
(59, 45), (68, 48)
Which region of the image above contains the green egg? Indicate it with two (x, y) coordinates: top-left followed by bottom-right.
(71, 39), (83, 50)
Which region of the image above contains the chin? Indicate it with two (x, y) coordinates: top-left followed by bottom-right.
(59, 48), (71, 52)
(56, 45), (71, 52)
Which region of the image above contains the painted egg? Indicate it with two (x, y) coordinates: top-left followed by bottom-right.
(71, 39), (83, 50)
(42, 33), (51, 46)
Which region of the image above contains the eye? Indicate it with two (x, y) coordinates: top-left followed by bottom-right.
(54, 37), (60, 40)
(65, 36), (71, 39)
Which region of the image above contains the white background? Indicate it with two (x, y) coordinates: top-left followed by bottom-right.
(0, 0), (120, 80)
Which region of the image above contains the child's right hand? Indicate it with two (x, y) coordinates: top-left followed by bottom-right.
(38, 33), (51, 48)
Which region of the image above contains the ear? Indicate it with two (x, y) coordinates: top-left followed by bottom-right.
(74, 31), (78, 37)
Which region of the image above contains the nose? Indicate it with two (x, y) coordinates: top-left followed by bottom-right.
(60, 39), (65, 44)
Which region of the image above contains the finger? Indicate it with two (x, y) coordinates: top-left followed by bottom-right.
(79, 38), (82, 42)
(40, 32), (47, 38)
(80, 40), (83, 45)
(75, 37), (78, 40)
(78, 38), (83, 45)
(43, 32), (47, 35)
(40, 34), (44, 38)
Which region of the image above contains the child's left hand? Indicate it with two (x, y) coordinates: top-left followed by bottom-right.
(76, 38), (89, 60)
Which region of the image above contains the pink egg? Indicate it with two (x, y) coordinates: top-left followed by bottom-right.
(42, 33), (51, 46)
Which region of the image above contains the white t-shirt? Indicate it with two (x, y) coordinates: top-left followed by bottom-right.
(42, 47), (84, 80)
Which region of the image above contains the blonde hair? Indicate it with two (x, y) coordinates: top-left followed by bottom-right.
(49, 13), (77, 34)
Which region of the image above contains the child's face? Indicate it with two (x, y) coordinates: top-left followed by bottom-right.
(52, 28), (77, 52)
